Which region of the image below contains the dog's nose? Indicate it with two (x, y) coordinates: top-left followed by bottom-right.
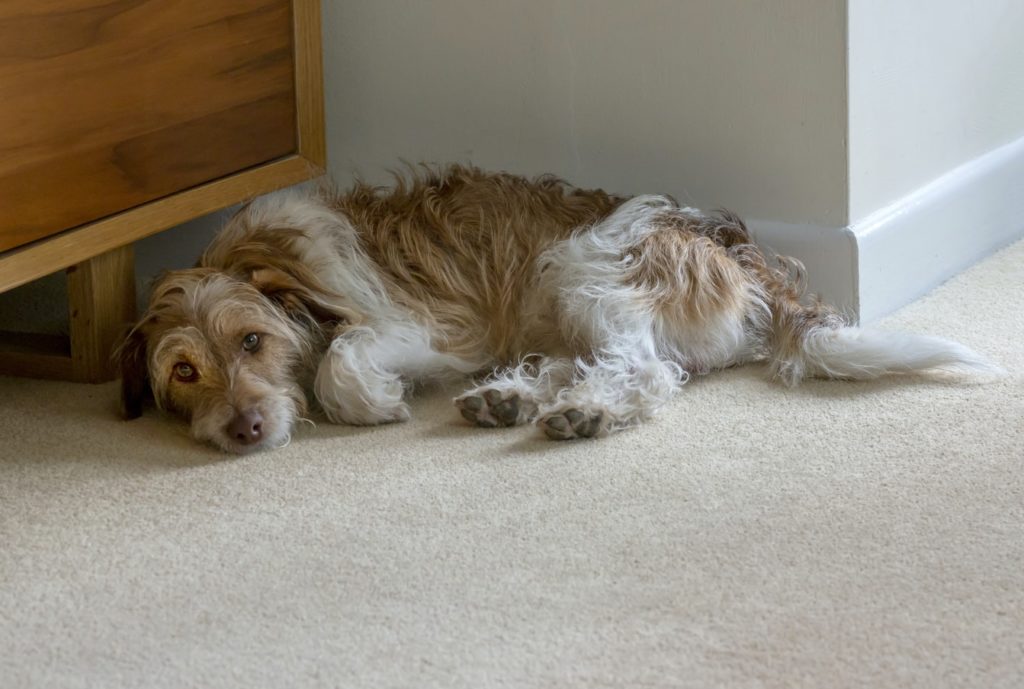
(228, 409), (264, 446)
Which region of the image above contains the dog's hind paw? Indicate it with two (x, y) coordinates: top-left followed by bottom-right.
(538, 407), (605, 440)
(454, 388), (532, 428)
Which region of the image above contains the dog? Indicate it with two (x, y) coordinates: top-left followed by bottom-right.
(118, 165), (1000, 453)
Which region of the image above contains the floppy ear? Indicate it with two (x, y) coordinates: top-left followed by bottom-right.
(115, 326), (149, 420)
(249, 266), (362, 328)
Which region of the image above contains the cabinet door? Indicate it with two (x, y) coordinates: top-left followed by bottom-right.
(0, 0), (297, 253)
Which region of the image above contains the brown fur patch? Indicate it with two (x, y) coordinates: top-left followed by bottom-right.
(333, 165), (623, 359)
(727, 242), (843, 382)
(625, 212), (754, 323)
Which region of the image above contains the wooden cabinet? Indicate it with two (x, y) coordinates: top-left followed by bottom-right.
(0, 0), (324, 382)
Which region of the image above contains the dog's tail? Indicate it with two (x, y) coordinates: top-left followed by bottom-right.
(745, 251), (1004, 386)
(771, 319), (1004, 386)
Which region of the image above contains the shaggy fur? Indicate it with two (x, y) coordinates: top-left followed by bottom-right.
(118, 165), (1001, 453)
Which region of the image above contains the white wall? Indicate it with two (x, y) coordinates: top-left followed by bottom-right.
(323, 0), (847, 226)
(848, 0), (1024, 320)
(848, 0), (1024, 221)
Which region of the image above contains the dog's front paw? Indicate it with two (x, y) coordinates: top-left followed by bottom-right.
(455, 388), (533, 428)
(538, 407), (606, 440)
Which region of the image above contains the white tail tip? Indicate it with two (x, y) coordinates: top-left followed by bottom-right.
(800, 327), (1005, 382)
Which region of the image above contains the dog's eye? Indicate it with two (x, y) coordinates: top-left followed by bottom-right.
(173, 362), (198, 382)
(242, 333), (261, 352)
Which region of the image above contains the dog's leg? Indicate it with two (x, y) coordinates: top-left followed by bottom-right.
(536, 350), (687, 440)
(530, 253), (690, 439)
(316, 321), (479, 426)
(529, 196), (751, 440)
(314, 326), (410, 425)
(454, 356), (573, 428)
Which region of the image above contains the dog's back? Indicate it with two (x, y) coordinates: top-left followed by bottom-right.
(332, 165), (624, 359)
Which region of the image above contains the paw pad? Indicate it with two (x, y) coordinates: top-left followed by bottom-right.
(455, 390), (524, 428)
(540, 409), (604, 440)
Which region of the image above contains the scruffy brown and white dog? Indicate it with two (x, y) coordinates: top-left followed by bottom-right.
(118, 165), (999, 453)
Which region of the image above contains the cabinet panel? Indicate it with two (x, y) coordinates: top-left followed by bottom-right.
(0, 0), (297, 252)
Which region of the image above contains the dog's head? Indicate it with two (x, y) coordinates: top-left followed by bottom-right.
(119, 265), (352, 454)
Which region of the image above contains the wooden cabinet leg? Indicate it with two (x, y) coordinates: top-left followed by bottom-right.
(66, 245), (136, 383)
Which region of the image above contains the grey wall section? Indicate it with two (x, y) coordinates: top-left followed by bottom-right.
(324, 0), (848, 226)
(131, 212), (233, 304)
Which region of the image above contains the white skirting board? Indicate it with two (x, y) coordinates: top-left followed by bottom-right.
(751, 135), (1024, 324)
(852, 135), (1024, 323)
(747, 219), (858, 319)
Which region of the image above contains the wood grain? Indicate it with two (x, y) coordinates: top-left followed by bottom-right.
(66, 244), (135, 382)
(0, 0), (325, 384)
(0, 154), (320, 294)
(0, 0), (297, 252)
(294, 0), (326, 168)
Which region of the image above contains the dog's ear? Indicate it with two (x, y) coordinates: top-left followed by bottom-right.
(115, 325), (149, 420)
(249, 266), (362, 328)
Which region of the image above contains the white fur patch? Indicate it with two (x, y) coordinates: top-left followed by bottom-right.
(792, 326), (1006, 384)
(315, 321), (479, 426)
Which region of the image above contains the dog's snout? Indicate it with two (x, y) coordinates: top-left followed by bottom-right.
(228, 409), (264, 446)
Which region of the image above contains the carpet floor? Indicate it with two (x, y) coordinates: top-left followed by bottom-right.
(2, 240), (1022, 689)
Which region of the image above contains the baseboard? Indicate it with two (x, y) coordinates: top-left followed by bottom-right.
(851, 135), (1024, 323)
(747, 220), (857, 317)
(750, 134), (1024, 324)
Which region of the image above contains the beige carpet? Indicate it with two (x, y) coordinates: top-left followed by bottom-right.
(2, 241), (1022, 689)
